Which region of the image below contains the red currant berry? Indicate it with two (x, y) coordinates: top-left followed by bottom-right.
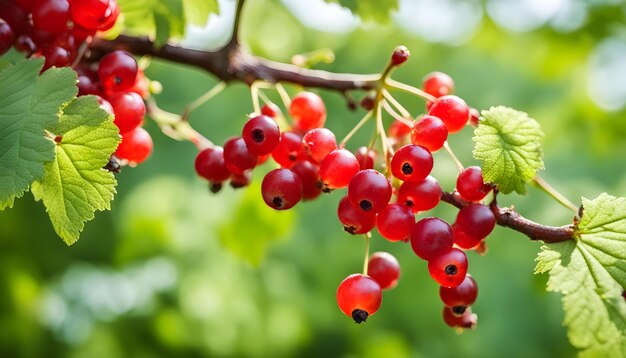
(98, 50), (138, 92)
(0, 19), (14, 55)
(410, 217), (453, 261)
(289, 91), (326, 132)
(397, 175), (441, 213)
(428, 95), (469, 134)
(76, 67), (101, 96)
(355, 146), (376, 170)
(261, 102), (281, 118)
(271, 131), (305, 168)
(452, 224), (482, 250)
(368, 252), (400, 290)
(443, 306), (477, 329)
(302, 128), (337, 163)
(455, 204), (496, 242)
(261, 168), (303, 210)
(388, 119), (411, 139)
(411, 115), (448, 152)
(115, 127), (153, 165)
(223, 137), (258, 175)
(97, 0), (120, 32)
(291, 160), (322, 200)
(0, 1), (28, 34)
(348, 169), (392, 213)
(428, 248), (468, 288)
(390, 144), (433, 183)
(42, 46), (72, 70)
(32, 0), (70, 35)
(69, 0), (110, 30)
(376, 203), (414, 242)
(468, 108), (480, 127)
(336, 274), (382, 324)
(456, 166), (491, 202)
(440, 274), (478, 308)
(319, 149), (359, 191)
(194, 147), (231, 183)
(230, 170), (252, 189)
(391, 45), (410, 66)
(14, 35), (37, 55)
(337, 196), (375, 235)
(423, 71), (454, 98)
(109, 92), (145, 134)
(96, 96), (114, 115)
(241, 114), (280, 155)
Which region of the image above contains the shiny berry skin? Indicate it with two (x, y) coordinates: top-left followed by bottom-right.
(443, 306), (477, 329)
(289, 91), (326, 132)
(98, 0), (120, 32)
(355, 146), (375, 170)
(456, 166), (491, 202)
(98, 50), (138, 92)
(69, 0), (110, 30)
(440, 274), (478, 308)
(410, 217), (453, 261)
(115, 127), (153, 165)
(271, 131), (305, 168)
(319, 149), (359, 191)
(388, 119), (411, 139)
(337, 196), (375, 235)
(376, 203), (414, 242)
(468, 108), (480, 127)
(241, 114), (280, 155)
(15, 0), (34, 12)
(397, 175), (441, 213)
(77, 68), (101, 96)
(42, 46), (72, 70)
(291, 160), (321, 200)
(428, 248), (468, 288)
(96, 96), (114, 115)
(428, 95), (469, 134)
(390, 144), (433, 183)
(302, 128), (337, 163)
(194, 147), (231, 183)
(261, 102), (281, 118)
(32, 0), (70, 35)
(391, 45), (410, 66)
(368, 252), (400, 290)
(261, 168), (303, 210)
(14, 35), (37, 55)
(348, 169), (392, 213)
(230, 170), (252, 189)
(452, 224), (482, 250)
(0, 20), (14, 55)
(336, 274), (382, 324)
(455, 204), (496, 241)
(223, 137), (258, 175)
(109, 92), (145, 134)
(411, 115), (448, 152)
(423, 71), (454, 98)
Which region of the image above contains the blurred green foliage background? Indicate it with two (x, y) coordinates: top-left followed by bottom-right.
(1, 0), (626, 357)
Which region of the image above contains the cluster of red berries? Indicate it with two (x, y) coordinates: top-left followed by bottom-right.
(0, 0), (153, 169)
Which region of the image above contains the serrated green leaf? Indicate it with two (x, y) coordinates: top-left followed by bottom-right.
(218, 183), (294, 266)
(325, 0), (397, 22)
(0, 58), (77, 209)
(118, 0), (218, 44)
(31, 96), (120, 245)
(473, 106), (544, 194)
(535, 193), (626, 356)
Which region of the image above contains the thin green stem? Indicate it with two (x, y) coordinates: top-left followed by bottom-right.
(182, 81), (227, 120)
(275, 83), (292, 109)
(362, 232), (371, 276)
(385, 78), (437, 102)
(443, 141), (464, 173)
(250, 82), (261, 114)
(382, 100), (414, 127)
(532, 176), (579, 213)
(382, 90), (412, 119)
(339, 111), (373, 147)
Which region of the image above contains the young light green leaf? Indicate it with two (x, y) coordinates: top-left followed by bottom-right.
(325, 0), (398, 22)
(535, 193), (626, 356)
(31, 96), (120, 245)
(473, 106), (544, 194)
(0, 58), (77, 209)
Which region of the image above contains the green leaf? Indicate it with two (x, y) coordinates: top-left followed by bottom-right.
(117, 0), (218, 44)
(473, 106), (544, 194)
(535, 193), (626, 356)
(0, 58), (77, 209)
(325, 0), (398, 22)
(31, 96), (120, 245)
(218, 183), (294, 266)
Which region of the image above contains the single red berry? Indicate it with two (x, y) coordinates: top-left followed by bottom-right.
(397, 175), (441, 213)
(115, 127), (153, 165)
(31, 0), (70, 35)
(291, 160), (322, 200)
(468, 108), (480, 127)
(428, 95), (469, 134)
(410, 217), (453, 261)
(0, 20), (14, 56)
(230, 170), (252, 189)
(376, 203), (414, 242)
(391, 45), (410, 66)
(95, 96), (114, 115)
(98, 50), (138, 92)
(337, 196), (375, 235)
(289, 91), (326, 132)
(455, 204), (496, 242)
(347, 169), (392, 214)
(390, 144), (433, 183)
(456, 166), (491, 202)
(271, 131), (305, 168)
(388, 119), (411, 139)
(42, 46), (72, 70)
(109, 92), (145, 134)
(423, 72), (454, 98)
(428, 248), (468, 288)
(411, 115), (448, 152)
(242, 114), (281, 155)
(319, 149), (359, 191)
(194, 147), (231, 183)
(368, 252), (400, 290)
(440, 274), (478, 308)
(355, 146), (376, 170)
(14, 35), (37, 56)
(443, 306), (477, 329)
(336, 274), (382, 324)
(452, 224), (482, 250)
(223, 137), (258, 175)
(69, 0), (110, 30)
(302, 128), (337, 163)
(261, 102), (281, 118)
(261, 168), (303, 210)
(97, 0), (120, 32)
